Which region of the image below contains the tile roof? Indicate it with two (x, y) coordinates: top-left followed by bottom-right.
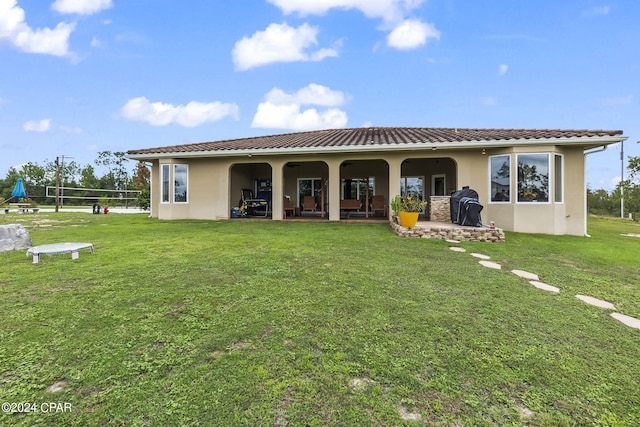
(127, 127), (624, 156)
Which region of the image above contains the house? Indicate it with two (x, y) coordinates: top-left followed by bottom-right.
(127, 127), (626, 236)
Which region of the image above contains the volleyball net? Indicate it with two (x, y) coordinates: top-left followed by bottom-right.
(45, 186), (142, 203)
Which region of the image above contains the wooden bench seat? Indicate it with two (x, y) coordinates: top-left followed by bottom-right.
(340, 199), (362, 210)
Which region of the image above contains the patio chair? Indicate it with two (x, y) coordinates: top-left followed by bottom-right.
(283, 196), (295, 217)
(371, 195), (387, 217)
(302, 196), (317, 212)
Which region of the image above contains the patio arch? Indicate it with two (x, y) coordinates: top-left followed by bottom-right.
(401, 157), (457, 197)
(283, 160), (329, 218)
(229, 162), (273, 216)
(339, 159), (389, 218)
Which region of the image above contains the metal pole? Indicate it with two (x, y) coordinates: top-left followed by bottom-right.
(61, 155), (64, 208)
(621, 141), (624, 219)
(55, 157), (60, 213)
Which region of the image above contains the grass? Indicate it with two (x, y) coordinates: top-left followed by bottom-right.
(0, 213), (639, 426)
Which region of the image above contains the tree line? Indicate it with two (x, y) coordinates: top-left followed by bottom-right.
(0, 151), (150, 209)
(589, 155), (640, 219)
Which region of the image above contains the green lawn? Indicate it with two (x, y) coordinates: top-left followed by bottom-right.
(0, 213), (638, 426)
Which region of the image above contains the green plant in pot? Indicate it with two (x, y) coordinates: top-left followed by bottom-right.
(391, 194), (427, 228)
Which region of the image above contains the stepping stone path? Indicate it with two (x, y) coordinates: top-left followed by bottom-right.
(479, 260), (501, 270)
(511, 270), (539, 281)
(446, 243), (640, 331)
(529, 281), (560, 293)
(576, 295), (616, 310)
(610, 313), (640, 330)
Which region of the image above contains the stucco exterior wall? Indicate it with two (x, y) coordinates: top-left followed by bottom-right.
(480, 146), (586, 235)
(147, 145), (590, 235)
(155, 158), (232, 220)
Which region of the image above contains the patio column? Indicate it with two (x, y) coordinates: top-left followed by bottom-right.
(388, 157), (402, 220)
(270, 160), (286, 220)
(327, 159), (342, 221)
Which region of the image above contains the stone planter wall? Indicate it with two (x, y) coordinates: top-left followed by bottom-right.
(390, 221), (505, 243)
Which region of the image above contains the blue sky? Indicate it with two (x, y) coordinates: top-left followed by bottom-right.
(1, 0), (638, 190)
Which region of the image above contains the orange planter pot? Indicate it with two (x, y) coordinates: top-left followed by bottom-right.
(398, 211), (419, 228)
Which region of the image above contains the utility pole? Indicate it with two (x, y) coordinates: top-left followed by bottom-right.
(60, 155), (71, 208)
(55, 157), (60, 213)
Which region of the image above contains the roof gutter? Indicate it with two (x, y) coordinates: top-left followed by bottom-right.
(128, 135), (627, 161)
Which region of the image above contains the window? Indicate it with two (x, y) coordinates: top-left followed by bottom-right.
(298, 178), (325, 208)
(400, 176), (426, 212)
(517, 154), (549, 203)
(161, 164), (170, 203)
(401, 176), (424, 197)
(173, 164), (188, 203)
(341, 178), (374, 201)
(490, 155), (511, 202)
(554, 154), (563, 203)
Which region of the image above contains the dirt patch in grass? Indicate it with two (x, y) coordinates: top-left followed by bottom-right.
(46, 380), (67, 393)
(398, 404), (422, 421)
(260, 326), (274, 341)
(349, 377), (376, 391)
(274, 394), (293, 427)
(229, 341), (251, 351)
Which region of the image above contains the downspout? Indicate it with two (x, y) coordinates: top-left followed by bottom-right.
(583, 146), (608, 237)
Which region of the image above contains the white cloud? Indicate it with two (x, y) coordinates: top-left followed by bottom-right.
(498, 64), (508, 75)
(232, 23), (338, 71)
(23, 119), (52, 132)
(120, 97), (239, 127)
(0, 0), (75, 57)
(268, 1), (439, 51)
(387, 19), (439, 50)
(52, 0), (113, 15)
(600, 95), (633, 106)
(266, 84), (347, 106)
(268, 0), (425, 25)
(90, 36), (101, 47)
(479, 96), (497, 106)
(582, 6), (610, 16)
(252, 84), (348, 130)
(59, 125), (83, 134)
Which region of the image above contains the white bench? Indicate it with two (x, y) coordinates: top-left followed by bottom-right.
(27, 242), (94, 264)
(8, 204), (39, 214)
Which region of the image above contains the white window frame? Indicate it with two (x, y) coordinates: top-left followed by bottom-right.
(400, 176), (426, 213)
(489, 154), (511, 203)
(431, 174), (446, 196)
(516, 153), (551, 204)
(161, 164), (170, 204)
(340, 177), (375, 200)
(173, 164), (189, 204)
(297, 177), (324, 208)
(554, 154), (564, 204)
